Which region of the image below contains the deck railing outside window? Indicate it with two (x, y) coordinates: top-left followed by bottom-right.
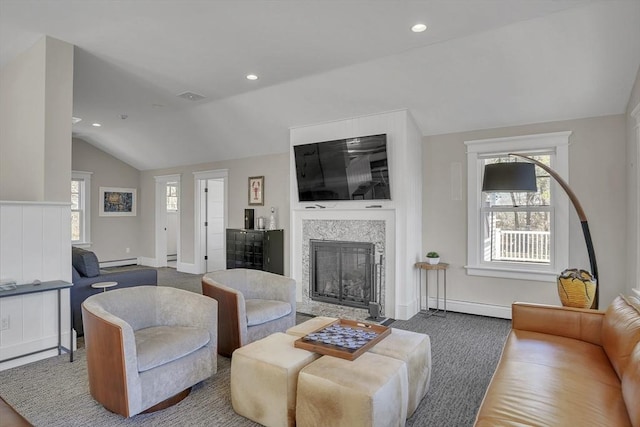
(493, 229), (550, 263)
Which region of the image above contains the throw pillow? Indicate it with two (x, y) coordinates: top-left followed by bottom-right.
(72, 247), (101, 278)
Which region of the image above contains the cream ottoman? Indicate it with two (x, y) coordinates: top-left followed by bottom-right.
(231, 332), (321, 427)
(296, 352), (408, 427)
(369, 328), (431, 417)
(285, 316), (337, 337)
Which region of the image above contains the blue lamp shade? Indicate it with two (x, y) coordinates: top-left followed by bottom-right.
(482, 162), (538, 192)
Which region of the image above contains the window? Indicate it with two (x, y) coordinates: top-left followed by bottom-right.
(72, 171), (92, 246)
(483, 154), (551, 264)
(465, 132), (570, 282)
(166, 183), (178, 211)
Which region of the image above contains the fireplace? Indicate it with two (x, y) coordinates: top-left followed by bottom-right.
(297, 217), (389, 320)
(310, 240), (377, 310)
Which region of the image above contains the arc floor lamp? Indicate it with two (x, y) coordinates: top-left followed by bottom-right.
(482, 153), (599, 309)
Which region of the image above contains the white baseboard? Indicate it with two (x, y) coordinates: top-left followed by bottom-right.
(633, 288), (640, 298)
(138, 257), (160, 268)
(428, 297), (512, 319)
(100, 258), (139, 268)
(107, 257), (200, 275)
(0, 331), (74, 371)
(394, 299), (420, 321)
(177, 262), (200, 274)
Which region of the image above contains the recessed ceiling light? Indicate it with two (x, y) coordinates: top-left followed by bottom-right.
(72, 117), (82, 124)
(246, 74), (258, 81)
(92, 123), (102, 127)
(411, 23), (427, 33)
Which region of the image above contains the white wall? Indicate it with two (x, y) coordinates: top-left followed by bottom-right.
(0, 202), (72, 370)
(72, 138), (141, 262)
(0, 36), (74, 369)
(139, 153), (290, 273)
(424, 115), (627, 317)
(0, 36), (73, 202)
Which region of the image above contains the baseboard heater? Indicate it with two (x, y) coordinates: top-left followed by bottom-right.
(100, 258), (138, 268)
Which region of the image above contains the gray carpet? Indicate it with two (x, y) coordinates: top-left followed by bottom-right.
(156, 266), (203, 294)
(0, 267), (511, 426)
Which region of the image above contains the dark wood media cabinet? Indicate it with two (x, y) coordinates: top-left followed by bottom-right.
(226, 229), (284, 275)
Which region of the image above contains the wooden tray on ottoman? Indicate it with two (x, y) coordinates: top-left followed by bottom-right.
(294, 319), (390, 361)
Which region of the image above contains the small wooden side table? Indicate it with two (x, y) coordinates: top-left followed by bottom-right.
(415, 262), (449, 317)
(91, 281), (118, 292)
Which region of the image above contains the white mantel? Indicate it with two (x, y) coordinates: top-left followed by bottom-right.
(289, 109), (423, 320)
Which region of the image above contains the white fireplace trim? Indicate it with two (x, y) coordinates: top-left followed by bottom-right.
(289, 109), (423, 321)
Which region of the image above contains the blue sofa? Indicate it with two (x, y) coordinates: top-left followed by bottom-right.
(71, 247), (157, 336)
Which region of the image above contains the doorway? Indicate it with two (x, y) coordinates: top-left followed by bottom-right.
(166, 181), (179, 268)
(154, 174), (181, 269)
(194, 169), (228, 274)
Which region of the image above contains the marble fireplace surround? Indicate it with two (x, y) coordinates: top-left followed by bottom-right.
(291, 208), (396, 320)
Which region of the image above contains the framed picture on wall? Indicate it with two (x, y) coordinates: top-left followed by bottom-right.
(248, 176), (264, 206)
(99, 187), (137, 216)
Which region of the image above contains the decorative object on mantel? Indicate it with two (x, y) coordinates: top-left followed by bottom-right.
(268, 207), (277, 230)
(557, 268), (596, 308)
(244, 208), (254, 230)
(426, 252), (440, 265)
(248, 176), (264, 206)
(482, 153), (600, 309)
(99, 187), (137, 216)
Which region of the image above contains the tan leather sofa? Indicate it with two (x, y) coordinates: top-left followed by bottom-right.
(475, 295), (640, 427)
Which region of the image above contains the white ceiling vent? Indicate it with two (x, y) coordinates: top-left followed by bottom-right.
(177, 91), (206, 101)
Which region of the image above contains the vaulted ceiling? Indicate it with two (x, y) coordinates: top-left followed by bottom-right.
(1, 1), (639, 170)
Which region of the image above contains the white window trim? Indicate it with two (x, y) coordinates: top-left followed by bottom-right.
(72, 170), (92, 247)
(465, 132), (571, 282)
(631, 102), (640, 298)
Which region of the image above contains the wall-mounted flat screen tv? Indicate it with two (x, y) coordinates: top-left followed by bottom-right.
(293, 133), (391, 202)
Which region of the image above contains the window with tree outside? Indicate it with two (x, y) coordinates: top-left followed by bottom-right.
(465, 131), (570, 282)
(71, 179), (82, 242)
(482, 155), (551, 265)
(167, 183), (178, 211)
(71, 171), (91, 245)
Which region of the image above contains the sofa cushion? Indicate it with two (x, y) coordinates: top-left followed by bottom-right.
(622, 343), (640, 427)
(72, 247), (101, 278)
(475, 329), (630, 426)
(245, 299), (292, 326)
(135, 325), (210, 372)
(602, 295), (640, 379)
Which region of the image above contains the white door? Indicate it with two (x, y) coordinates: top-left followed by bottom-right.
(155, 174), (181, 269)
(206, 178), (226, 272)
(166, 182), (179, 265)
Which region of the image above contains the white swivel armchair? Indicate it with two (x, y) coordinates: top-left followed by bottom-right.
(82, 286), (217, 417)
(202, 269), (296, 357)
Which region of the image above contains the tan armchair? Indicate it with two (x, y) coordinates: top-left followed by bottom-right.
(81, 286), (217, 417)
(202, 269), (296, 357)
